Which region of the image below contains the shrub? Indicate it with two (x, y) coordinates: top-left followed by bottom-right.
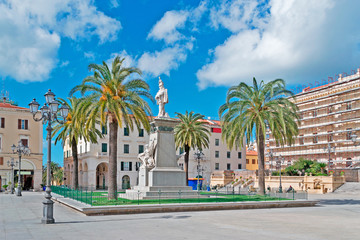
(2, 185), (8, 190)
(235, 178), (238, 182)
(340, 171), (345, 176)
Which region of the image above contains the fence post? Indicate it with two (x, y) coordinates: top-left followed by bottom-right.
(90, 190), (93, 206)
(137, 190), (140, 205)
(158, 190), (161, 205)
(293, 189), (295, 200)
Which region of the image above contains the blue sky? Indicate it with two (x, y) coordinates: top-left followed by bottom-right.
(2, 0), (360, 166)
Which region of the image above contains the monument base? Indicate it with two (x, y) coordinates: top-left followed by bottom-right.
(122, 185), (198, 200)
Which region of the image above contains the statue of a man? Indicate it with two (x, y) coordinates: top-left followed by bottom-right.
(138, 138), (157, 167)
(155, 77), (169, 118)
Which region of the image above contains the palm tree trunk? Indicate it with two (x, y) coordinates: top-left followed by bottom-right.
(257, 128), (266, 195)
(184, 145), (190, 186)
(108, 115), (118, 200)
(71, 138), (79, 190)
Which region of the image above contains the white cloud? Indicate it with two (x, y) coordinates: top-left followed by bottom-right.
(84, 51), (95, 60)
(60, 61), (70, 68)
(197, 0), (360, 89)
(138, 46), (188, 77)
(148, 10), (189, 44)
(107, 50), (137, 69)
(0, 0), (121, 83)
(110, 0), (120, 8)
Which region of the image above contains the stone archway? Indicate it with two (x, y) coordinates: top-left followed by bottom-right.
(96, 162), (108, 190)
(79, 163), (83, 187)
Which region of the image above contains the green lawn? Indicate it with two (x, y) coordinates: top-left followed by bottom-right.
(51, 186), (289, 206)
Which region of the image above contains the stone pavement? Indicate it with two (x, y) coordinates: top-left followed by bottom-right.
(1, 184), (360, 240)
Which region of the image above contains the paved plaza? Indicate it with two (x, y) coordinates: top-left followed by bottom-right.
(1, 183), (360, 240)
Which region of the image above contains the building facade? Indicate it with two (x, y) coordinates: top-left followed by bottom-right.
(246, 149), (258, 171)
(266, 68), (360, 170)
(63, 118), (246, 190)
(0, 101), (43, 191)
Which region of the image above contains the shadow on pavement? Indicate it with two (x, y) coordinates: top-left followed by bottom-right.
(318, 199), (360, 205)
(55, 215), (191, 224)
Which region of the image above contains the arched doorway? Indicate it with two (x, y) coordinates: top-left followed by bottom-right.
(83, 162), (88, 189)
(122, 175), (130, 189)
(79, 163), (83, 187)
(96, 163), (108, 190)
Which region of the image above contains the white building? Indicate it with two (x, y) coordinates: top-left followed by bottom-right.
(63, 118), (246, 190)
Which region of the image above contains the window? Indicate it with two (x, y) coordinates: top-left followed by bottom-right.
(227, 151), (231, 158)
(346, 102), (352, 110)
(300, 112), (304, 119)
(227, 163), (231, 170)
(211, 128), (221, 133)
(21, 139), (28, 147)
(124, 127), (129, 136)
(346, 158), (352, 167)
(299, 135), (304, 145)
(136, 162), (141, 171)
(313, 110), (317, 117)
(121, 162), (131, 171)
(215, 151), (219, 158)
(124, 144), (130, 154)
(66, 150), (69, 158)
(313, 133), (318, 143)
(215, 163), (219, 170)
(179, 147), (184, 154)
(139, 129), (144, 137)
(101, 143), (107, 153)
(101, 125), (107, 134)
(0, 157), (3, 165)
(346, 128), (352, 140)
(328, 131), (333, 142)
(238, 152), (242, 159)
(0, 117), (4, 128)
(238, 164), (242, 169)
(246, 159), (249, 164)
(18, 119), (28, 130)
(139, 145), (144, 154)
(328, 107), (332, 114)
(252, 159), (256, 164)
(215, 139), (219, 146)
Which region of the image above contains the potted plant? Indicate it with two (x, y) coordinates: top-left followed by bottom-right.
(2, 184), (9, 194)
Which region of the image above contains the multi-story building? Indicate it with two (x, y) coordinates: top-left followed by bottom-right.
(266, 68), (360, 169)
(63, 118), (246, 190)
(0, 100), (43, 191)
(246, 148), (258, 171)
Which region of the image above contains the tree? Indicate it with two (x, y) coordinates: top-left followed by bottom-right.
(70, 56), (153, 199)
(219, 78), (299, 195)
(42, 162), (63, 186)
(174, 111), (210, 185)
(52, 97), (102, 189)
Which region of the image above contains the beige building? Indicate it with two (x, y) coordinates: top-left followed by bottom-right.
(266, 68), (360, 170)
(0, 100), (43, 191)
(63, 118), (246, 190)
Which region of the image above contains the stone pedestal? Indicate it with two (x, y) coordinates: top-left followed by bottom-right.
(124, 117), (196, 199)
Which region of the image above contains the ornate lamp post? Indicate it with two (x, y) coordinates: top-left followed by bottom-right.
(194, 150), (204, 191)
(7, 158), (18, 194)
(266, 149), (274, 173)
(11, 141), (30, 196)
(29, 89), (69, 224)
(323, 143), (336, 170)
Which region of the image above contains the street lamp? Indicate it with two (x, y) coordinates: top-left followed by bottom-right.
(194, 150), (204, 191)
(266, 149), (274, 173)
(7, 158), (18, 194)
(11, 141), (30, 196)
(277, 155), (284, 193)
(323, 143), (336, 170)
(29, 89), (69, 224)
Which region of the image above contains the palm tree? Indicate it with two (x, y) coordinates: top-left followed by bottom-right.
(174, 111), (210, 185)
(42, 162), (63, 186)
(70, 56), (153, 199)
(52, 97), (102, 189)
(219, 78), (299, 195)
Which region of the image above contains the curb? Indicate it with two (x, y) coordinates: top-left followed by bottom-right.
(52, 197), (319, 216)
